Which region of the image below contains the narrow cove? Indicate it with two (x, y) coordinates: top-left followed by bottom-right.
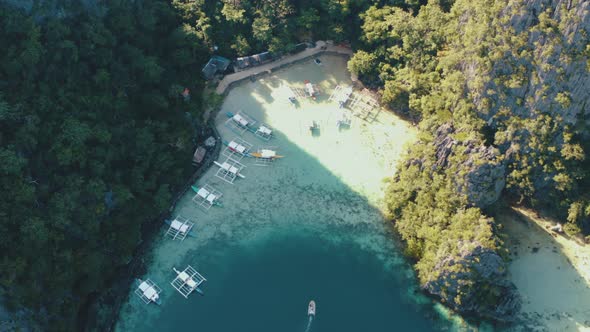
(116, 55), (463, 331)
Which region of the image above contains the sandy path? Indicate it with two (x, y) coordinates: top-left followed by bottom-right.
(500, 207), (590, 331)
(215, 41), (353, 94)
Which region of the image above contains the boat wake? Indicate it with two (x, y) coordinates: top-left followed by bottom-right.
(304, 316), (313, 332)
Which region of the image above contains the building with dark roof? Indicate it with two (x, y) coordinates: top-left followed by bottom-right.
(201, 56), (231, 80)
(234, 52), (273, 71)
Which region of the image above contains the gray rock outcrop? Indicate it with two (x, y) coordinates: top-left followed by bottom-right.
(433, 124), (506, 208)
(423, 243), (521, 321)
(474, 0), (590, 126)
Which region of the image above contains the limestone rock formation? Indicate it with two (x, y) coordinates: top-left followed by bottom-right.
(433, 124), (506, 208)
(423, 243), (521, 321)
(475, 0), (590, 126)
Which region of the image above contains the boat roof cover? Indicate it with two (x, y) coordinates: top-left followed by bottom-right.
(138, 281), (150, 292)
(171, 219), (190, 232)
(197, 188), (210, 198)
(261, 149), (276, 158)
(234, 114), (248, 126)
(206, 194), (217, 203)
(186, 278), (197, 288)
(143, 287), (158, 299)
(258, 126), (272, 135)
(178, 271), (190, 282)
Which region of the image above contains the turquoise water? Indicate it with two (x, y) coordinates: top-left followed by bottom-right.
(128, 229), (448, 331)
(116, 55), (461, 331)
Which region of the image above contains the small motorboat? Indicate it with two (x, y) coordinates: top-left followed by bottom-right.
(308, 300), (316, 316)
(289, 96), (297, 105)
(314, 58), (322, 65)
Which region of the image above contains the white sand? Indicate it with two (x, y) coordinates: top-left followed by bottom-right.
(115, 55), (420, 331)
(500, 207), (590, 331)
(215, 40), (352, 94)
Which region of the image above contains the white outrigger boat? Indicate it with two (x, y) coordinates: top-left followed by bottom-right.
(222, 138), (252, 160)
(135, 279), (162, 305)
(304, 80), (317, 100)
(164, 216), (195, 241)
(225, 111), (257, 134)
(214, 159), (246, 184)
(308, 300), (316, 316)
(254, 124), (273, 141)
(329, 85), (353, 108)
(171, 265), (206, 298)
(191, 184), (223, 210)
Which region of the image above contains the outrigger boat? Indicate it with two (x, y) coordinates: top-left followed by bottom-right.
(226, 111), (250, 127)
(308, 300), (316, 316)
(191, 185), (223, 207)
(248, 149), (284, 160)
(214, 161), (246, 179)
(135, 279), (162, 305)
(223, 139), (250, 155)
(171, 266), (206, 298)
(164, 217), (196, 239)
(304, 80), (316, 100)
(225, 111), (257, 134)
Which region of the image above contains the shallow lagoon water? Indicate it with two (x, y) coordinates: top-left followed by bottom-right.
(116, 55), (460, 331)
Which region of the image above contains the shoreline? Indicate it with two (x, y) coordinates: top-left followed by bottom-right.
(499, 206), (590, 331)
(101, 48), (355, 331)
(96, 124), (223, 332)
(215, 40), (353, 95)
(112, 54), (454, 331)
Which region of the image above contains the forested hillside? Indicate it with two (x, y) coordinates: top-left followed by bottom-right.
(347, 0), (589, 320)
(0, 0), (411, 330)
(2, 0), (589, 329)
(0, 1), (209, 329)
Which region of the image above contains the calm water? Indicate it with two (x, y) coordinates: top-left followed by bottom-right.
(133, 230), (446, 332)
(116, 55), (461, 331)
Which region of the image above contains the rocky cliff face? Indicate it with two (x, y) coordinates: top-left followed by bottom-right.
(478, 0), (590, 126)
(423, 243), (521, 321)
(434, 124), (506, 208)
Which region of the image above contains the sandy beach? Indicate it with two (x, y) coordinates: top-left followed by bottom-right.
(500, 207), (590, 331)
(114, 55), (469, 331)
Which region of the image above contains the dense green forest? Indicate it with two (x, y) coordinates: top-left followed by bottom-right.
(1, 0), (589, 329)
(348, 0), (589, 318)
(0, 1), (210, 329)
(0, 0), (416, 330)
